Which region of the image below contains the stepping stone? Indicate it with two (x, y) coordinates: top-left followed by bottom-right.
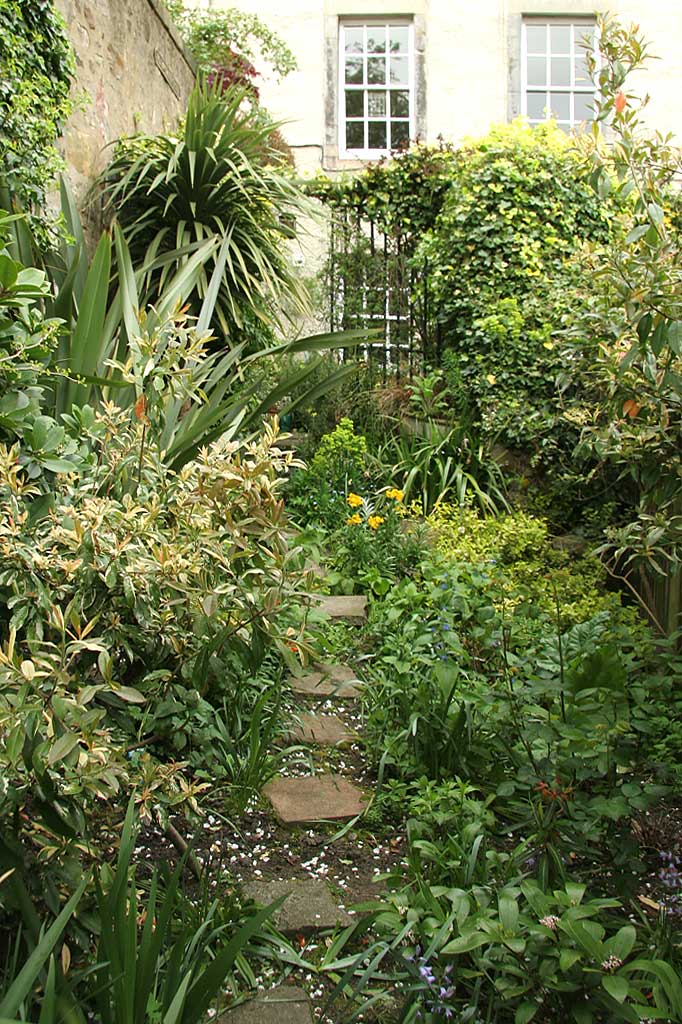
(263, 773), (367, 824)
(286, 712), (356, 746)
(315, 594), (367, 624)
(220, 986), (312, 1024)
(244, 878), (353, 936)
(289, 662), (363, 700)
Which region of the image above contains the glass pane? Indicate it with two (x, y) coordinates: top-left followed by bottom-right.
(389, 25), (409, 53)
(549, 92), (570, 120)
(550, 24), (571, 53)
(390, 120), (410, 149)
(368, 122), (387, 149)
(367, 91), (386, 116)
(527, 56), (546, 87)
(367, 26), (386, 53)
(391, 90), (410, 117)
(551, 57), (571, 86)
(346, 121), (364, 149)
(574, 54), (591, 85)
(526, 92), (547, 120)
(345, 90), (363, 117)
(525, 25), (546, 54)
(367, 56), (386, 84)
(345, 57), (363, 84)
(577, 25), (595, 50)
(344, 27), (363, 54)
(390, 56), (409, 85)
(574, 92), (595, 123)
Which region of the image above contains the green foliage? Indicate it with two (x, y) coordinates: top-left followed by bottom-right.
(101, 83), (310, 346)
(305, 141), (460, 240)
(569, 17), (682, 625)
(345, 880), (682, 1023)
(166, 0), (297, 81)
(417, 120), (613, 451)
(286, 418), (374, 530)
(0, 0), (74, 226)
(377, 422), (508, 516)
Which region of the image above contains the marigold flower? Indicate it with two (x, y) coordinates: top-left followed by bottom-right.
(367, 514), (385, 530)
(386, 488), (404, 502)
(346, 513), (362, 525)
(347, 493), (363, 508)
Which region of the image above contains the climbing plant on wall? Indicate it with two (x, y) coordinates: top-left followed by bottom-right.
(0, 0), (74, 223)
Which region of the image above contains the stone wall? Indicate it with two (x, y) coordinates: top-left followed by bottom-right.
(54, 0), (194, 210)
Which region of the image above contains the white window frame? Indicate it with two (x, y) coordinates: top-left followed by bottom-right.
(521, 17), (598, 131)
(338, 19), (415, 159)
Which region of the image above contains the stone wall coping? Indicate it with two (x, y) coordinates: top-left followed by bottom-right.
(146, 0), (196, 75)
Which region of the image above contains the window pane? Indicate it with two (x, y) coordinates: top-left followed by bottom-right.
(345, 90), (363, 117)
(346, 121), (365, 148)
(549, 92), (570, 120)
(368, 122), (387, 149)
(366, 26), (386, 53)
(526, 92), (547, 120)
(367, 56), (386, 84)
(367, 91), (386, 116)
(389, 26), (409, 53)
(550, 25), (571, 53)
(391, 90), (410, 117)
(344, 27), (364, 53)
(527, 56), (546, 87)
(577, 25), (595, 50)
(390, 120), (410, 148)
(551, 57), (571, 86)
(390, 56), (409, 85)
(525, 25), (546, 53)
(574, 92), (595, 123)
(345, 57), (363, 84)
(574, 53), (591, 85)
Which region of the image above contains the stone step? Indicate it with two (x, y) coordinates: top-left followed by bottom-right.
(263, 773), (367, 824)
(289, 662), (363, 700)
(315, 594), (367, 624)
(244, 877), (353, 936)
(286, 712), (356, 747)
(220, 986), (312, 1024)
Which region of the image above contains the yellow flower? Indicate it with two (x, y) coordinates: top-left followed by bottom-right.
(346, 513), (362, 525)
(367, 515), (385, 530)
(347, 493), (363, 508)
(386, 488), (404, 502)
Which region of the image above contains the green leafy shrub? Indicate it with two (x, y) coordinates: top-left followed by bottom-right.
(0, 0), (74, 227)
(417, 120), (615, 455)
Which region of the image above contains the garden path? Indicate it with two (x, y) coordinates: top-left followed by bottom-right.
(225, 584), (383, 1023)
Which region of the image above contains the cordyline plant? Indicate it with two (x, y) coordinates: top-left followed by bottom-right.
(574, 16), (682, 632)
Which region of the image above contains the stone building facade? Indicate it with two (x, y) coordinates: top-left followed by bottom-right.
(188, 0), (682, 176)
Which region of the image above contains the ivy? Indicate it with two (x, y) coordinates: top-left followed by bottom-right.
(305, 141), (460, 241)
(0, 0), (74, 217)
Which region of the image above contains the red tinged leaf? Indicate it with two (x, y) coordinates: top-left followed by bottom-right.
(615, 92), (627, 113)
(134, 394), (146, 421)
(623, 398), (640, 418)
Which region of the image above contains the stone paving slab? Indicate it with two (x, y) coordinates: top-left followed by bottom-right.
(315, 594), (367, 623)
(244, 878), (353, 935)
(289, 662), (363, 700)
(286, 712), (356, 746)
(263, 773), (367, 824)
(220, 986), (312, 1024)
